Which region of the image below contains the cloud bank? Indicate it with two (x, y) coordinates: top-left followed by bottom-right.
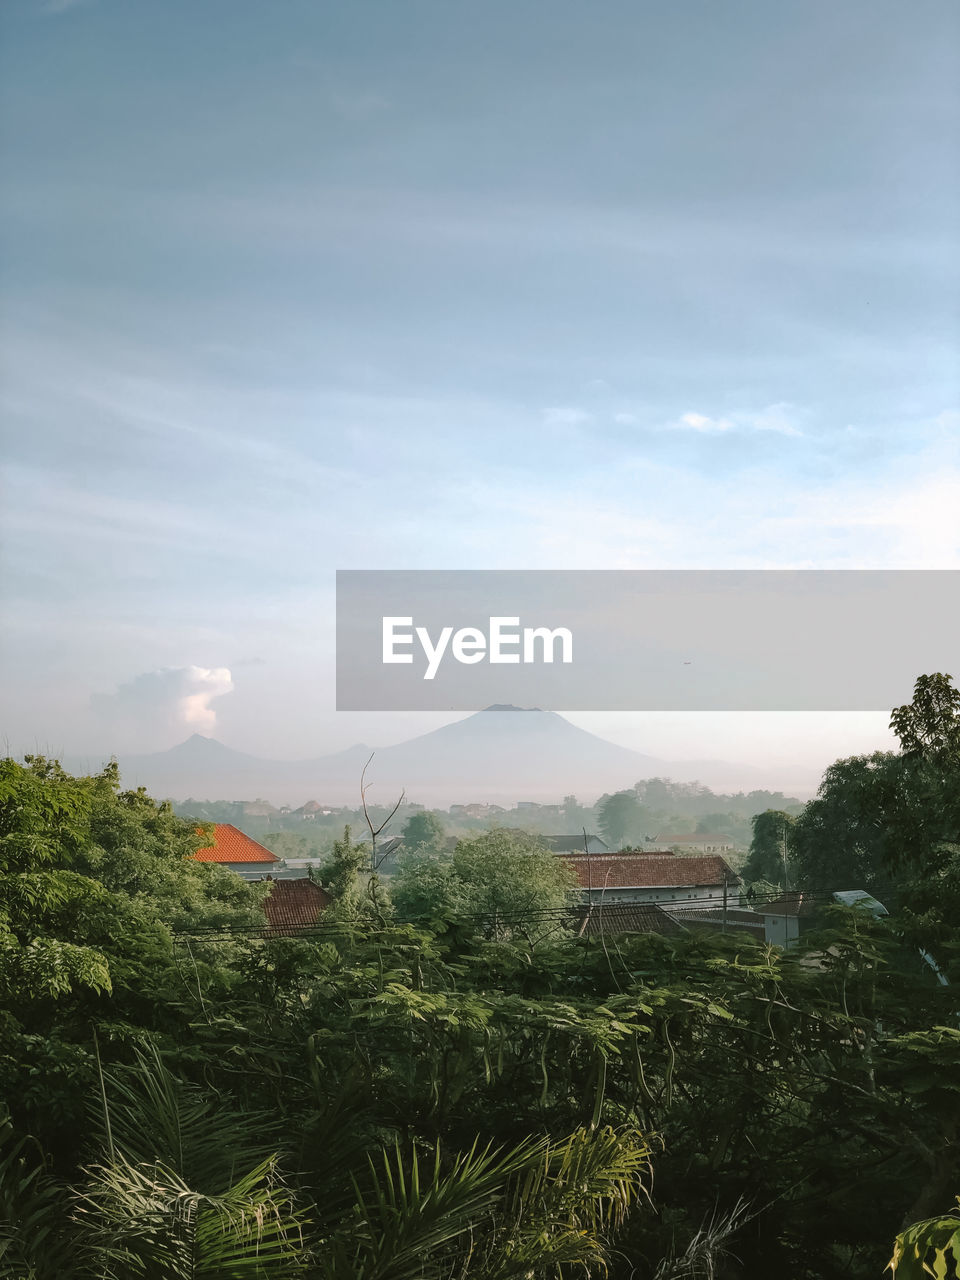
(92, 666), (234, 739)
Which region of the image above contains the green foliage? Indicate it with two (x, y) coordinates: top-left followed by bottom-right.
(3, 716), (960, 1277)
(322, 825), (376, 919)
(889, 1198), (960, 1278)
(597, 792), (647, 848)
(400, 809), (447, 856)
(791, 674), (960, 966)
(741, 809), (793, 887)
(392, 828), (577, 939)
(891, 672), (960, 760)
(316, 1126), (651, 1280)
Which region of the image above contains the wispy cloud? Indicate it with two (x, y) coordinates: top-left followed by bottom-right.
(670, 403), (802, 437)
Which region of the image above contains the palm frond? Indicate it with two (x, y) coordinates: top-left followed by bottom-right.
(75, 1152), (307, 1279)
(315, 1125), (653, 1280)
(93, 1045), (278, 1195)
(0, 1115), (83, 1280)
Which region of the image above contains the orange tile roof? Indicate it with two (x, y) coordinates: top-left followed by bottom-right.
(193, 824), (280, 864)
(559, 851), (738, 890)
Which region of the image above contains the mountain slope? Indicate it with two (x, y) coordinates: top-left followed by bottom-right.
(69, 707), (787, 805)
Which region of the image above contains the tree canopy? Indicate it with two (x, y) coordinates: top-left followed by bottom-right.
(3, 678), (960, 1276)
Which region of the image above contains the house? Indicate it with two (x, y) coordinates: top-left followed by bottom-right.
(546, 834), (609, 855)
(448, 803), (502, 820)
(575, 902), (684, 938)
(237, 799), (280, 818)
(655, 832), (736, 854)
(760, 892), (820, 947)
(262, 878), (332, 935)
(558, 849), (740, 911)
(294, 800), (333, 820)
(664, 906), (766, 939)
(761, 888), (889, 949)
(192, 824), (280, 880)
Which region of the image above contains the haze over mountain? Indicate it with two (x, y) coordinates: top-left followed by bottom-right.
(66, 707), (811, 806)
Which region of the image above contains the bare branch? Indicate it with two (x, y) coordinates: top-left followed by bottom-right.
(359, 751), (406, 872)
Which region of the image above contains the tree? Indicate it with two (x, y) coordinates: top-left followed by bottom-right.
(742, 810), (795, 887)
(321, 825), (371, 917)
(890, 672), (960, 760)
(400, 810), (446, 857)
(597, 792), (646, 848)
(392, 829), (578, 940)
(791, 674), (960, 914)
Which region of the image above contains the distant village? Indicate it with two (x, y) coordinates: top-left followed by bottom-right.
(174, 760), (861, 957)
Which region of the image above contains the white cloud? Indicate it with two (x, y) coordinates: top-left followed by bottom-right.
(671, 403), (802, 437)
(677, 411), (734, 433)
(92, 666), (234, 738)
(613, 412), (637, 425)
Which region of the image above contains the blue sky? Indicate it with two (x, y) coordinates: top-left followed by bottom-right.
(1, 0), (958, 784)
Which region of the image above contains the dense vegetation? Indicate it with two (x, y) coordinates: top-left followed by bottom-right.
(176, 780), (805, 867)
(2, 675), (959, 1277)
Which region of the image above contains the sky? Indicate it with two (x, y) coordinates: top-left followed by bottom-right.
(1, 0), (958, 788)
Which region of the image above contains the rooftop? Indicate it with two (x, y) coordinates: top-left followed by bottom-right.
(576, 902), (683, 938)
(263, 878), (332, 934)
(559, 851), (739, 890)
(193, 823), (280, 865)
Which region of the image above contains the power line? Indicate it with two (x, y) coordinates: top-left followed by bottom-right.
(171, 889), (843, 939)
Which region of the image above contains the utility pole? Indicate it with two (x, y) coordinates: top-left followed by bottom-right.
(782, 819), (790, 892)
(722, 878), (728, 933)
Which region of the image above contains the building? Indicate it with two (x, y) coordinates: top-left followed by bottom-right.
(546, 834), (609, 855)
(575, 901), (684, 938)
(294, 800), (333, 820)
(665, 906), (766, 939)
(559, 849), (740, 911)
(761, 888), (888, 948)
(760, 892), (820, 947)
(192, 824), (280, 880)
(262, 878), (332, 935)
(655, 832), (736, 854)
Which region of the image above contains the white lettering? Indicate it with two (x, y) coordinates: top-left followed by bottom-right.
(417, 625), (453, 680)
(381, 617), (575, 679)
(382, 617), (414, 663)
(452, 627), (487, 665)
(523, 626), (573, 664)
(489, 616), (521, 663)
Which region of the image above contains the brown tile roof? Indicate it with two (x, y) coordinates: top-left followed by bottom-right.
(193, 824), (280, 864)
(576, 903), (683, 938)
(559, 851), (739, 890)
(263, 878), (332, 934)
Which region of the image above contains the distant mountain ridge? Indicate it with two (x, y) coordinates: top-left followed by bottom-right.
(66, 707), (809, 806)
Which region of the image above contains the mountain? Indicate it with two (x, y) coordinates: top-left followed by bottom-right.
(71, 707), (800, 806)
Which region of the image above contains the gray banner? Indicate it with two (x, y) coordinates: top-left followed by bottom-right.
(336, 570), (959, 711)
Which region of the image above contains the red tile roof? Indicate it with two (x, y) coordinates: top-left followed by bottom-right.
(559, 851), (738, 890)
(193, 824), (280, 864)
(263, 878), (331, 934)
